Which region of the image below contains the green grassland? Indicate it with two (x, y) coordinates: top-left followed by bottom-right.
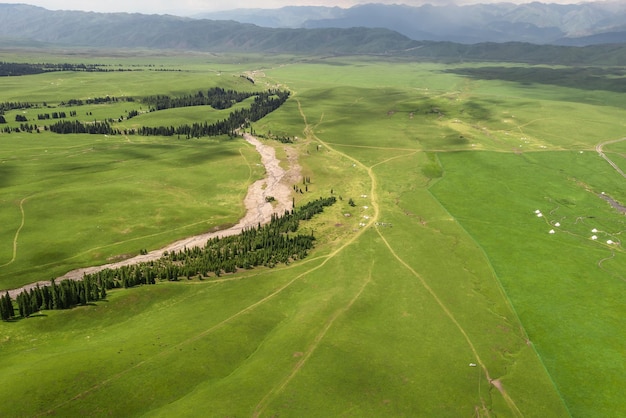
(1, 52), (624, 417)
(0, 132), (261, 290)
(0, 66), (270, 290)
(430, 151), (625, 417)
(1, 64), (261, 102)
(116, 100), (255, 129)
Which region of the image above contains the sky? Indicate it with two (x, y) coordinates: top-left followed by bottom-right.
(1, 0), (594, 15)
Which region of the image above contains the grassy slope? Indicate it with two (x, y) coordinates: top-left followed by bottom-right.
(422, 63), (626, 416)
(430, 151), (625, 417)
(0, 69), (264, 290)
(0, 133), (261, 290)
(1, 54), (623, 417)
(240, 58), (623, 416)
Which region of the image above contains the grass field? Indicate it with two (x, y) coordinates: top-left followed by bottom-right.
(0, 132), (262, 290)
(430, 151), (625, 417)
(1, 51), (624, 417)
(0, 65), (268, 290)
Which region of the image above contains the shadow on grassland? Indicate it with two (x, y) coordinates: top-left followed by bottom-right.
(446, 66), (626, 94)
(0, 165), (13, 188)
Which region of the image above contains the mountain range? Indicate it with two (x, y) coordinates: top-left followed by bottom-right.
(1, 3), (626, 66)
(197, 2), (626, 46)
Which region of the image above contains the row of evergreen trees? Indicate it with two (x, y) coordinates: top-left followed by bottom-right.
(2, 123), (40, 134)
(1, 275), (108, 320)
(166, 196), (337, 273)
(0, 87), (257, 115)
(2, 197), (336, 320)
(48, 120), (119, 135)
(83, 196), (336, 286)
(0, 62), (48, 76)
(47, 90), (290, 139)
(143, 87), (258, 111)
(37, 111), (70, 120)
(0, 101), (34, 113)
(16, 277), (107, 318)
(59, 96), (135, 107)
(0, 62), (123, 77)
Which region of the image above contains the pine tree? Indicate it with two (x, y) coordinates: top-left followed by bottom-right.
(0, 292), (12, 320)
(51, 279), (60, 310)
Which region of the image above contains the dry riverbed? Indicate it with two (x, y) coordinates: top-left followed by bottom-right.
(7, 133), (300, 298)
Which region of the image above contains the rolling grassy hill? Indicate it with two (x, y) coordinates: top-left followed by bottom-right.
(1, 50), (624, 416)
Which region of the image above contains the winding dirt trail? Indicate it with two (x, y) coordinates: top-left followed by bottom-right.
(1, 197), (28, 269)
(6, 133), (300, 299)
(252, 262), (374, 418)
(250, 99), (523, 417)
(376, 230), (523, 417)
(596, 137), (626, 178)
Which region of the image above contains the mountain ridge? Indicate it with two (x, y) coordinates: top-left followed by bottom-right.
(1, 3), (626, 66)
(0, 4), (415, 53)
(196, 2), (626, 46)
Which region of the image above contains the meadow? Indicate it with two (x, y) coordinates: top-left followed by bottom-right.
(1, 51), (624, 417)
(0, 68), (265, 289)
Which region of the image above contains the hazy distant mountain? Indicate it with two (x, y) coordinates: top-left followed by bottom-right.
(555, 30), (626, 46)
(1, 3), (626, 66)
(193, 6), (343, 28)
(198, 2), (626, 46)
(0, 4), (413, 54)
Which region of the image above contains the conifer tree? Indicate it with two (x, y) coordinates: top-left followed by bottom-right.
(0, 292), (13, 320)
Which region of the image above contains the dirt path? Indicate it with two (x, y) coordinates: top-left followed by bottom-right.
(376, 230), (523, 417)
(312, 99), (522, 416)
(251, 99), (523, 417)
(6, 133), (300, 299)
(1, 197), (28, 269)
(596, 137), (626, 178)
(252, 262), (374, 418)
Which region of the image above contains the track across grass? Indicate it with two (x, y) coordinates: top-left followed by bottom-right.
(0, 197), (28, 268)
(2, 52), (624, 416)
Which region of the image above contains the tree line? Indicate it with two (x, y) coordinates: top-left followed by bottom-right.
(2, 123), (42, 134)
(143, 87), (258, 111)
(165, 196), (336, 274)
(59, 96), (135, 106)
(87, 196), (336, 286)
(0, 62), (137, 77)
(2, 196), (335, 320)
(13, 277), (107, 319)
(0, 101), (34, 114)
(37, 111), (73, 120)
(48, 120), (119, 135)
(0, 275), (107, 320)
(47, 90), (290, 139)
